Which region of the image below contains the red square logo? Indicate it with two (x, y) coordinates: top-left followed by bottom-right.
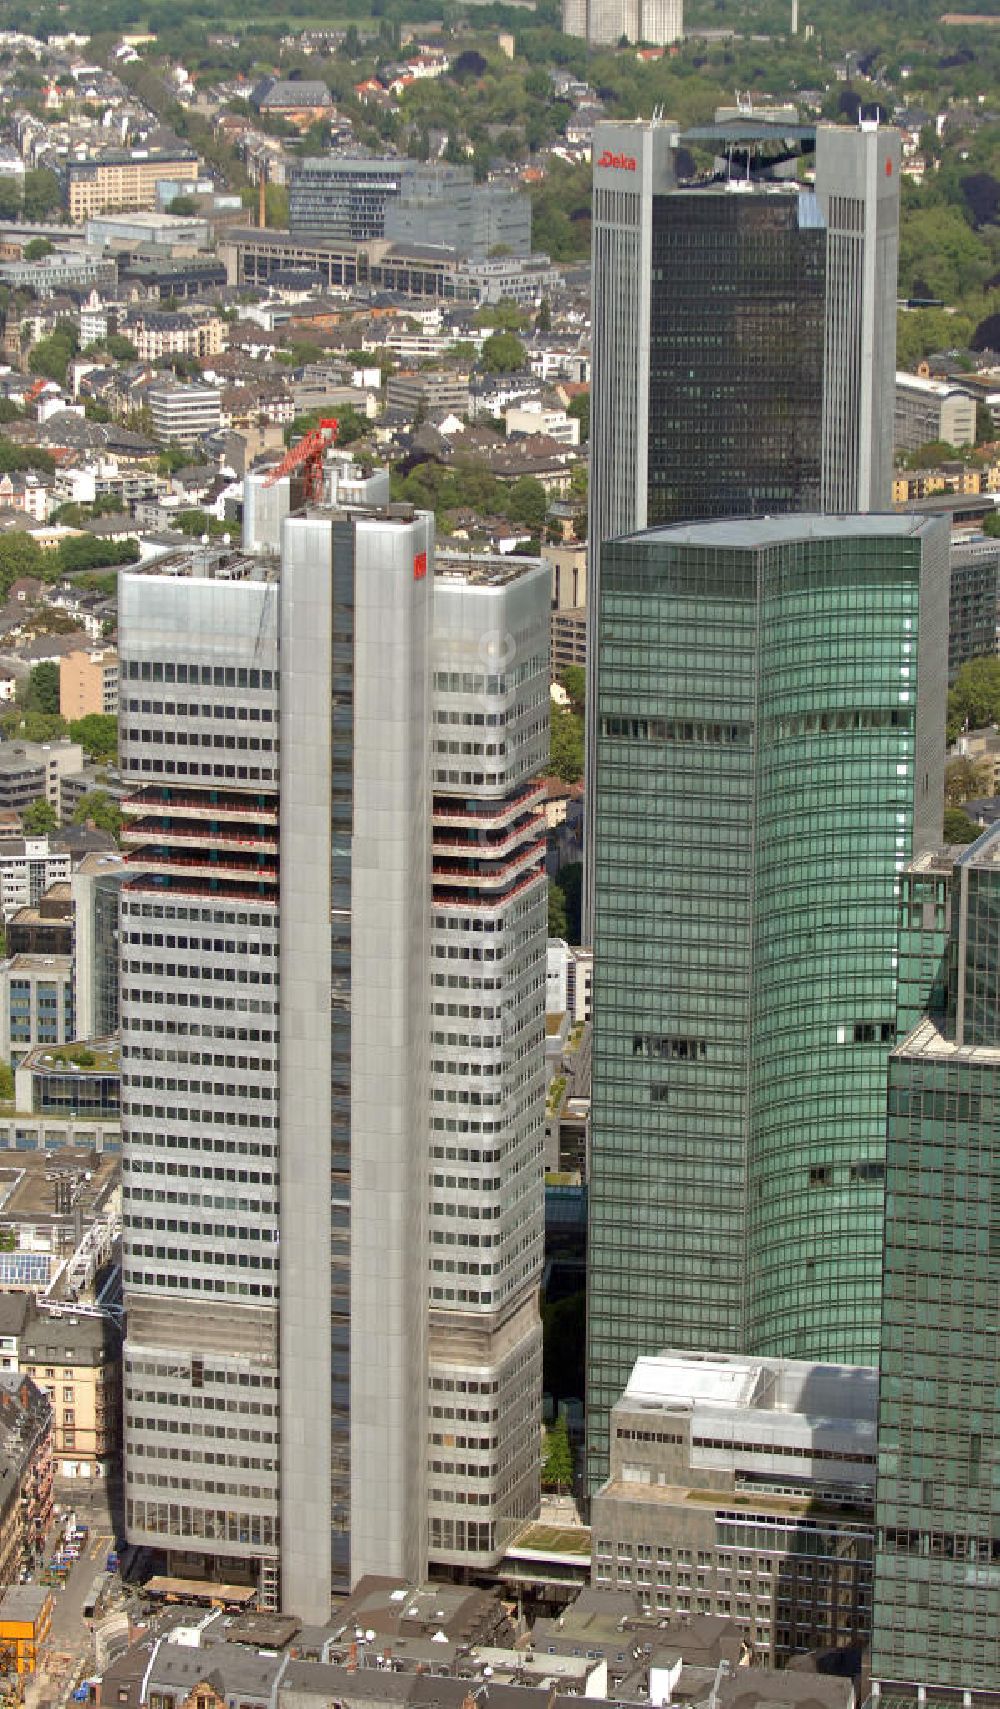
(413, 551), (427, 580)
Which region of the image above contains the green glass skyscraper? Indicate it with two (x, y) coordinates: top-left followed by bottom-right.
(586, 513), (947, 1487)
(873, 824), (1000, 1702)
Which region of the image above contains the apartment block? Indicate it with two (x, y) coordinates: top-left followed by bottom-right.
(0, 840), (72, 923)
(894, 370), (977, 453)
(0, 953), (74, 1064)
(147, 384), (222, 449)
(59, 648), (119, 720)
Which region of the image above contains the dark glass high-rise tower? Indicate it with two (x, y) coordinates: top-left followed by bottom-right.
(585, 513), (947, 1488)
(584, 117), (901, 939)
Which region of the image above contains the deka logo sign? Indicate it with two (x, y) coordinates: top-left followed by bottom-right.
(597, 149), (637, 171)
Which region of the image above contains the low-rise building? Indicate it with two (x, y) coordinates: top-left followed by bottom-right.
(894, 370), (977, 452)
(64, 149), (200, 220)
(0, 839), (72, 923)
(0, 954), (74, 1063)
(147, 384), (221, 449)
(590, 1350), (876, 1666)
(385, 370), (470, 418)
(59, 648), (119, 720)
(7, 882), (73, 958)
(0, 743), (84, 821)
(0, 1583), (53, 1672)
(19, 1305), (120, 1482)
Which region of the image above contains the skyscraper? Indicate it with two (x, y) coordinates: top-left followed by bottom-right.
(585, 513), (947, 1487)
(118, 502), (548, 1615)
(872, 825), (1000, 1700)
(584, 116), (901, 936)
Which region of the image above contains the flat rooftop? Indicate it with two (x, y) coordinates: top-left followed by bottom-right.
(0, 1146), (117, 1227)
(620, 512), (937, 550)
(620, 1348), (877, 1429)
(895, 1012), (1000, 1063)
(436, 550), (544, 589)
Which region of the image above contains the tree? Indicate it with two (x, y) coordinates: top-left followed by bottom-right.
(27, 330), (75, 384)
(542, 1414), (574, 1492)
(567, 392), (589, 441)
(480, 330), (526, 374)
(548, 879), (568, 938)
(560, 664), (585, 714)
(1, 709), (66, 744)
(25, 661), (60, 715)
(71, 790), (122, 842)
(0, 533), (44, 596)
(21, 797), (57, 834)
(167, 194), (198, 215)
(550, 703), (583, 782)
(21, 168), (60, 221)
(22, 238), (53, 261)
(946, 755), (990, 807)
(507, 475), (547, 531)
(0, 1060), (12, 1104)
(948, 656), (1000, 740)
(105, 333), (138, 362)
(68, 713), (117, 764)
(535, 298), (552, 334)
(945, 806), (984, 843)
(983, 512), (1000, 539)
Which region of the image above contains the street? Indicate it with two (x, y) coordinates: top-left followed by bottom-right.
(24, 1482), (121, 1709)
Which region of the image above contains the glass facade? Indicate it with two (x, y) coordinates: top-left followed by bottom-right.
(874, 825), (1000, 1698)
(587, 516), (945, 1489)
(647, 194), (825, 527)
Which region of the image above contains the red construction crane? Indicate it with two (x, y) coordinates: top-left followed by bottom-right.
(263, 417), (339, 505)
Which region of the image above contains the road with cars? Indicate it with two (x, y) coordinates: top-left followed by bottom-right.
(24, 1485), (121, 1709)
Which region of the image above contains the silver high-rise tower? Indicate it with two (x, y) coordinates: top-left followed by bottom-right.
(119, 493), (548, 1617)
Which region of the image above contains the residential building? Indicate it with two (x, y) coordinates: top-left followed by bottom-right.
(894, 369), (977, 452)
(0, 954), (74, 1063)
(871, 823), (1000, 1701)
(546, 940), (593, 1023)
(0, 1371), (53, 1572)
(590, 1351), (875, 1665)
(505, 406), (580, 446)
(59, 647), (119, 720)
(562, 0), (682, 47)
(0, 840), (72, 923)
(64, 148), (200, 220)
(251, 78), (333, 127)
(117, 521), (547, 1614)
(551, 609), (586, 672)
(586, 513), (947, 1488)
(584, 117), (901, 938)
(18, 1305), (120, 1481)
(147, 384), (222, 449)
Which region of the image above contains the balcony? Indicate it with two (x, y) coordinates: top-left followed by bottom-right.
(122, 819), (279, 856)
(432, 814), (544, 861)
(122, 787), (278, 822)
(432, 838), (545, 890)
(433, 864), (546, 912)
(432, 780), (545, 830)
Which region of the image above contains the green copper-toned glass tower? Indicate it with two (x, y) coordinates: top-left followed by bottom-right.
(873, 824), (1000, 1704)
(586, 513), (947, 1488)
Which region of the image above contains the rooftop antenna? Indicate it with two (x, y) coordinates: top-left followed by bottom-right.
(791, 0), (798, 31)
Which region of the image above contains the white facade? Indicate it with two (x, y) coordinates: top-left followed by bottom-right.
(0, 839), (71, 923)
(562, 0), (682, 46)
(119, 524), (548, 1619)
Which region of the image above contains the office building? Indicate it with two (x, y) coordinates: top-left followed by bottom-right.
(147, 383), (221, 449)
(586, 513), (946, 1487)
(0, 953), (74, 1064)
(894, 370), (976, 453)
(584, 117), (901, 937)
(59, 648), (119, 721)
(0, 741), (84, 821)
(118, 520), (547, 1615)
(64, 149), (200, 221)
(948, 534), (1000, 677)
(72, 851), (130, 1041)
(561, 0), (682, 47)
(592, 1351), (875, 1664)
(872, 824), (1000, 1702)
(289, 157), (531, 258)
